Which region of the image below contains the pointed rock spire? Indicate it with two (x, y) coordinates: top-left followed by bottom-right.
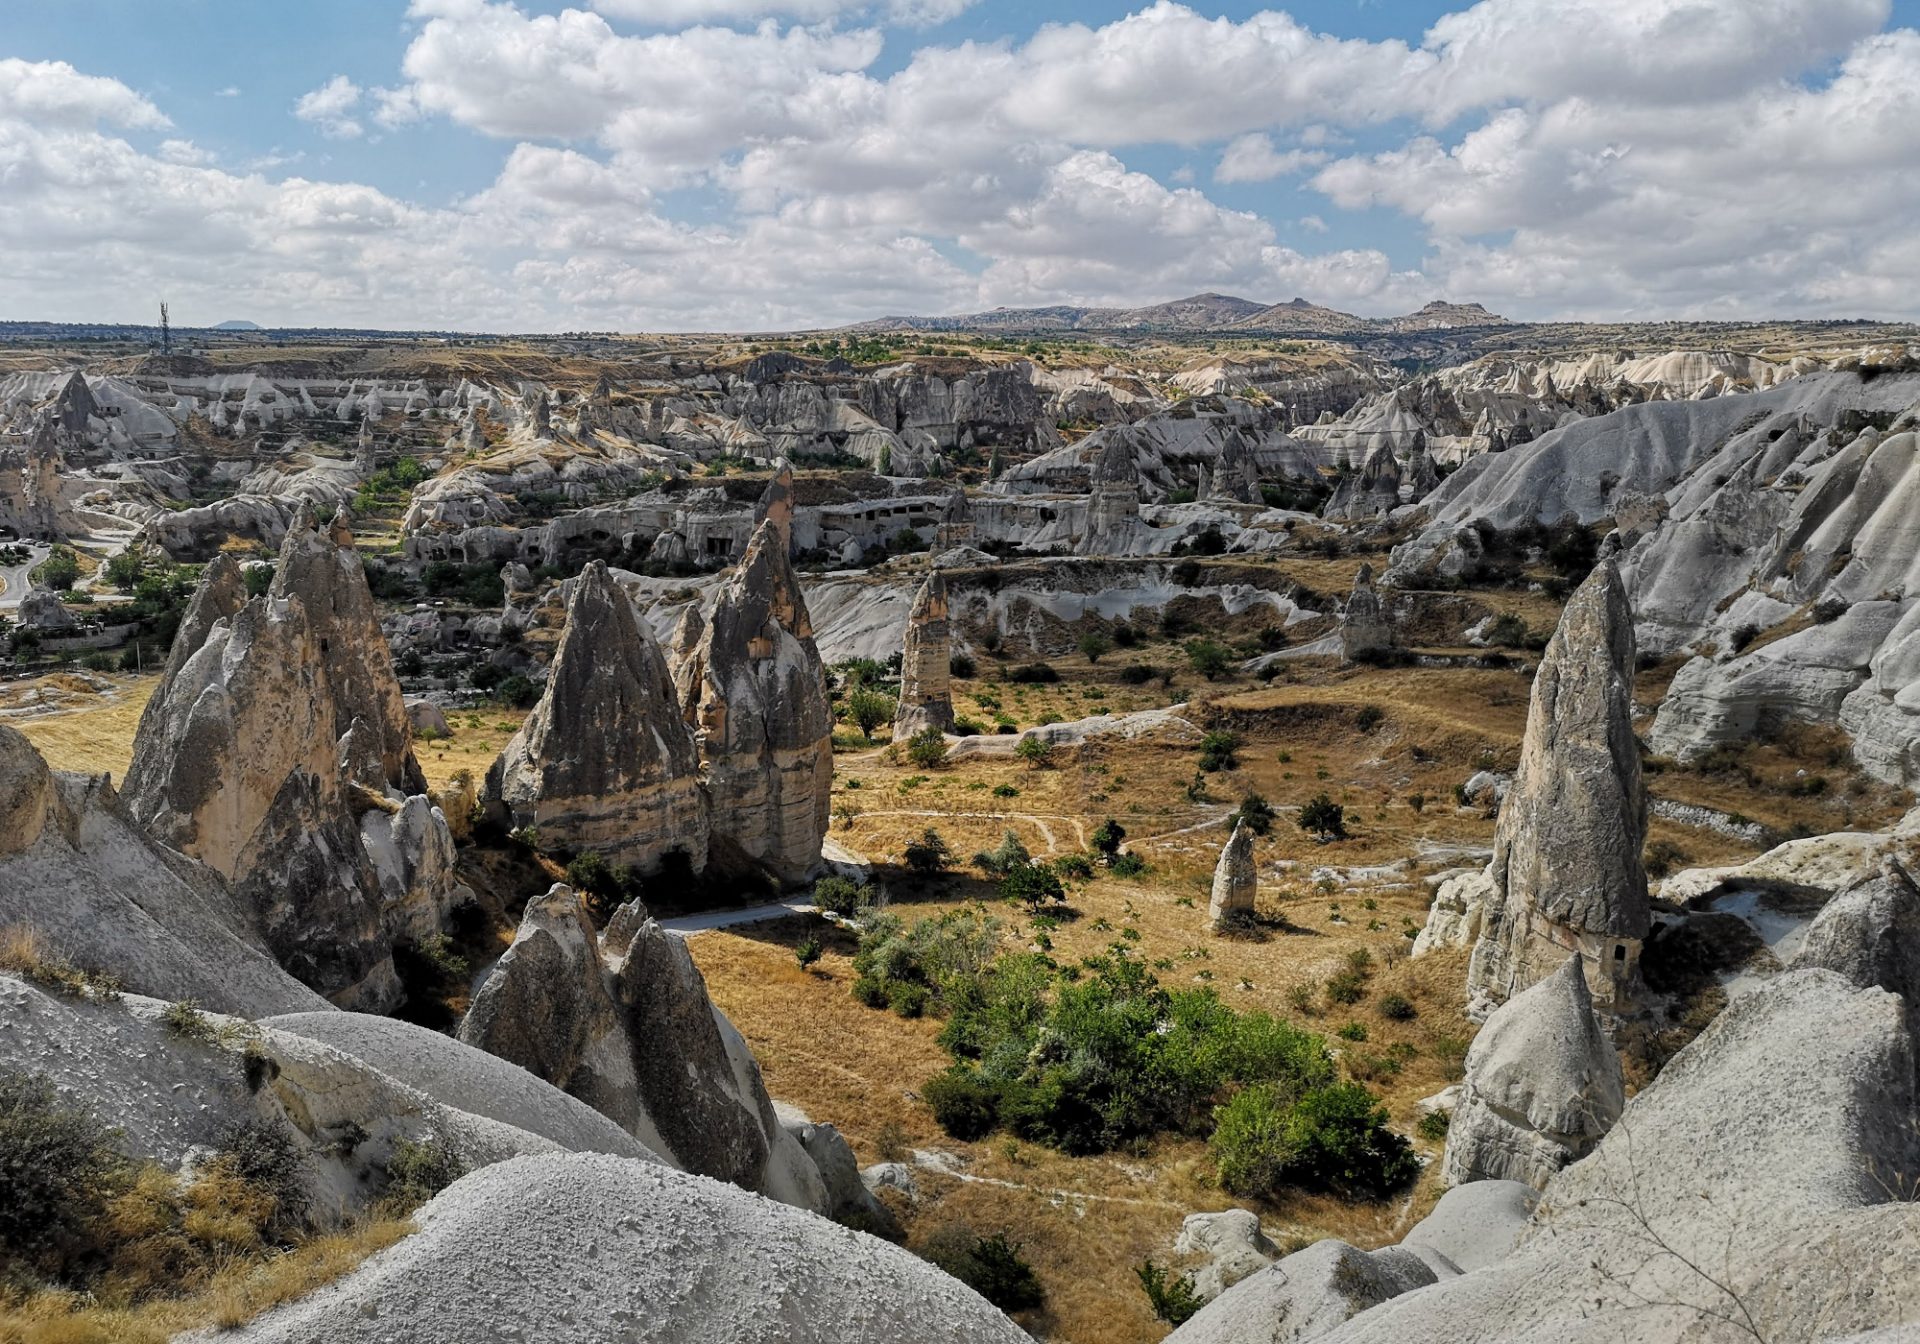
(1466, 560), (1648, 1013)
(1443, 956), (1625, 1189)
(1341, 563), (1396, 663)
(894, 572), (954, 739)
(691, 520), (833, 881)
(756, 459), (795, 552)
(1207, 819), (1257, 929)
(486, 562), (709, 873)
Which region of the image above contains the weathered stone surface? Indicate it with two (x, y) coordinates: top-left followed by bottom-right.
(459, 886), (834, 1210)
(777, 1103), (903, 1237)
(487, 561), (709, 873)
(1081, 436), (1143, 555)
(1207, 819), (1258, 928)
(1467, 561), (1648, 1013)
(690, 520), (833, 882)
(1324, 445), (1404, 521)
(1319, 970), (1920, 1344)
(217, 1153), (1030, 1344)
(1413, 870), (1494, 956)
(1443, 957), (1625, 1189)
(123, 513), (462, 1009)
(1167, 1238), (1438, 1344)
(1342, 563), (1396, 662)
(1176, 1208), (1280, 1302)
(1792, 860), (1920, 1045)
(894, 571), (955, 738)
(1400, 1180), (1537, 1274)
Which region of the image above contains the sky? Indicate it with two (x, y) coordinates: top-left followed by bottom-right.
(3, 0), (1919, 332)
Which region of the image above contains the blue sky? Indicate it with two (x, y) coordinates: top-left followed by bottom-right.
(3, 1), (1919, 330)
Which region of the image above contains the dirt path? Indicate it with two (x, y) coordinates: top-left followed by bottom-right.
(849, 808), (1090, 854)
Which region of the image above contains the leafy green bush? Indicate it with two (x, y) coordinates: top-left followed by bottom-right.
(1008, 662), (1059, 684)
(844, 687), (896, 740)
(1418, 1109), (1452, 1142)
(1355, 705), (1384, 734)
(924, 1066), (1000, 1140)
(795, 937), (823, 970)
(1298, 793), (1348, 840)
(0, 1068), (130, 1281)
(1137, 1260), (1204, 1326)
(1186, 639), (1233, 680)
(905, 726), (948, 767)
(1211, 1080), (1414, 1199)
(1001, 861), (1065, 911)
(973, 830), (1032, 877)
(1198, 730), (1240, 772)
(1091, 818), (1127, 860)
(1014, 736), (1055, 770)
(1118, 663), (1156, 684)
(904, 827), (954, 875)
(812, 875), (871, 917)
(918, 1225), (1044, 1312)
(1229, 793), (1275, 835)
(1378, 993), (1416, 1021)
(1051, 853), (1095, 880)
(382, 1136), (464, 1213)
(1110, 852), (1147, 878)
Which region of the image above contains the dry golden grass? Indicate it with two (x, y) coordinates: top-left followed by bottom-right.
(414, 708), (527, 792)
(11, 676), (155, 782)
(0, 1219), (413, 1344)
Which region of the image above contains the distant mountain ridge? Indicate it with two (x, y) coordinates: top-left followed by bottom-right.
(844, 293), (1509, 336)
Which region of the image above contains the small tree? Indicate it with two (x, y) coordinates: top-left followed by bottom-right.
(903, 828), (954, 875)
(103, 548), (148, 593)
(1090, 818), (1127, 863)
(1137, 1261), (1205, 1327)
(1185, 638), (1232, 680)
(795, 936), (823, 971)
(1015, 736), (1055, 771)
(1198, 730), (1240, 772)
(905, 726), (948, 768)
(845, 687), (896, 741)
(35, 547), (79, 592)
(1230, 792), (1276, 836)
(973, 830), (1032, 877)
(1078, 631), (1112, 664)
(1001, 861), (1065, 913)
(1298, 793), (1347, 841)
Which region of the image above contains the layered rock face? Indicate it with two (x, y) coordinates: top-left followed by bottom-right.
(1466, 562), (1648, 1014)
(1207, 819), (1257, 928)
(1341, 563), (1396, 663)
(893, 571), (955, 738)
(486, 561), (709, 873)
(459, 885), (822, 1207)
(1792, 859), (1920, 1047)
(688, 519), (834, 882)
(1323, 445), (1405, 521)
(1081, 438), (1143, 555)
(124, 516), (466, 1009)
(1442, 957), (1625, 1189)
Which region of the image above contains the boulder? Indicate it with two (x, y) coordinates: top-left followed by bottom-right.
(1175, 1208), (1280, 1302)
(1167, 1238), (1437, 1344)
(1207, 819), (1258, 928)
(893, 571), (955, 738)
(406, 698), (451, 738)
(486, 561), (709, 874)
(778, 1103), (903, 1237)
(1400, 1180), (1537, 1274)
(689, 520), (834, 882)
(1792, 860), (1920, 1045)
(1442, 957), (1625, 1190)
(16, 585), (76, 631)
(216, 1153), (1031, 1344)
(1413, 869), (1494, 956)
(1467, 561), (1648, 1014)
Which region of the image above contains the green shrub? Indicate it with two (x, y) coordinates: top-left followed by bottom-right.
(214, 1116), (311, 1234)
(1337, 1021), (1368, 1042)
(1091, 818), (1127, 860)
(1198, 730), (1240, 772)
(1001, 862), (1065, 912)
(973, 830), (1032, 877)
(1282, 1081), (1417, 1197)
(1418, 1109), (1452, 1142)
(890, 981), (931, 1018)
(1118, 663), (1155, 684)
(1051, 853), (1095, 881)
(1137, 1259), (1204, 1326)
(382, 1136), (464, 1213)
(1015, 736), (1055, 770)
(904, 827), (955, 875)
(1229, 792), (1275, 835)
(1110, 852), (1147, 878)
(0, 1068), (130, 1280)
(1355, 705), (1384, 734)
(1324, 969), (1366, 1006)
(919, 1226), (1044, 1312)
(795, 937), (823, 971)
(925, 1067), (1000, 1140)
(905, 726), (948, 767)
(1298, 793), (1348, 841)
(844, 687), (896, 740)
(812, 875), (870, 917)
(1378, 993), (1417, 1022)
(949, 653), (976, 679)
(1185, 639), (1233, 680)
(1009, 662), (1059, 684)
(160, 998), (217, 1044)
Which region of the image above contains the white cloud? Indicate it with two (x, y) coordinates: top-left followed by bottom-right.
(158, 138), (214, 166)
(590, 0), (973, 25)
(0, 58), (169, 129)
(214, 86), (241, 98)
(293, 75), (365, 139)
(1214, 133), (1328, 184)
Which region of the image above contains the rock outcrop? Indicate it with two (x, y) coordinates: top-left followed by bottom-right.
(459, 885), (822, 1208)
(1442, 957), (1625, 1189)
(218, 1153), (1029, 1344)
(893, 571), (955, 738)
(1081, 437), (1143, 555)
(1175, 1209), (1280, 1302)
(1792, 859), (1920, 1045)
(0, 727), (327, 1018)
(486, 562), (710, 873)
(688, 519), (834, 882)
(123, 514), (466, 1010)
(1167, 1238), (1438, 1344)
(1207, 819), (1258, 928)
(1341, 563), (1396, 663)
(1466, 561), (1648, 1014)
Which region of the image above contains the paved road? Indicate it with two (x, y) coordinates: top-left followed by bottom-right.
(0, 543), (48, 611)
